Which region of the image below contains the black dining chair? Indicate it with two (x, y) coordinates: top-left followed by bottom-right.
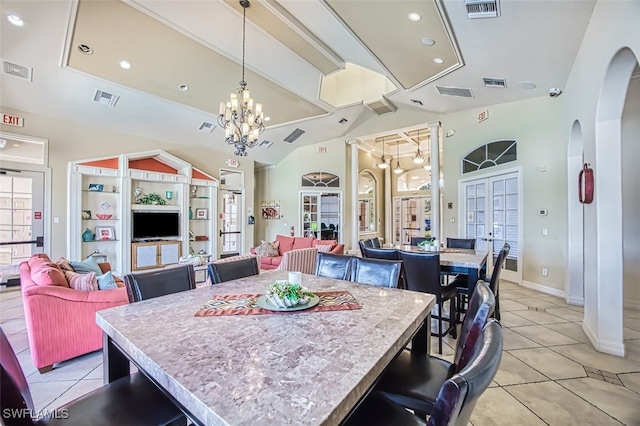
(453, 242), (510, 321)
(344, 319), (503, 426)
(358, 239), (374, 255)
(123, 264), (196, 303)
(398, 250), (457, 354)
(370, 237), (382, 248)
(375, 280), (495, 418)
(314, 252), (352, 280)
(0, 328), (186, 426)
(446, 238), (476, 249)
(410, 236), (431, 246)
(208, 256), (260, 284)
(350, 257), (402, 288)
(360, 246), (400, 260)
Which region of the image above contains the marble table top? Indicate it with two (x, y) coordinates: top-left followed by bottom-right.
(96, 270), (435, 426)
(397, 246), (488, 269)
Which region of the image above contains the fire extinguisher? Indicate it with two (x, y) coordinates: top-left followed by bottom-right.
(578, 163), (594, 204)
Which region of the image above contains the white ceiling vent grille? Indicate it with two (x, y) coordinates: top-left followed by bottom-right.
(259, 139), (273, 149)
(2, 60), (32, 81)
(92, 90), (119, 107)
(483, 78), (507, 88)
(465, 0), (500, 18)
(364, 96), (397, 116)
(198, 122), (216, 132)
(284, 128), (305, 143)
(435, 86), (474, 98)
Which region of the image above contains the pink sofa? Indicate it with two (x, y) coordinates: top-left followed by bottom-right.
(252, 235), (344, 271)
(20, 254), (129, 373)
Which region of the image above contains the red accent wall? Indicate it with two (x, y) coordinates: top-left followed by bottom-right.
(129, 158), (177, 174)
(79, 158), (119, 169)
(193, 169), (215, 181)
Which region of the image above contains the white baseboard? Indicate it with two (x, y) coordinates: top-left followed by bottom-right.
(566, 296), (584, 307)
(582, 322), (626, 357)
(624, 299), (640, 310)
(521, 280), (565, 298)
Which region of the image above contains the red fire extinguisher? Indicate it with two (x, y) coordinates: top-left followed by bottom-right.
(578, 163), (594, 204)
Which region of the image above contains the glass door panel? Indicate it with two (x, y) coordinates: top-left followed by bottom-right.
(219, 190), (242, 257)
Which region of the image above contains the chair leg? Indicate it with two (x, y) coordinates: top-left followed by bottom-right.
(38, 365), (53, 374)
(495, 294), (501, 321)
(438, 301), (443, 354)
(449, 298), (457, 339)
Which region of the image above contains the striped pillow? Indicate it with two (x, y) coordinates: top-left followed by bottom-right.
(64, 271), (98, 291)
(56, 257), (74, 272)
(316, 244), (333, 253)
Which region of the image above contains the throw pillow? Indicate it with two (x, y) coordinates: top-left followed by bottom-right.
(96, 271), (117, 290)
(254, 240), (279, 257)
(70, 256), (103, 275)
(64, 271), (98, 291)
(316, 244), (334, 253)
(31, 263), (69, 288)
(56, 257), (74, 272)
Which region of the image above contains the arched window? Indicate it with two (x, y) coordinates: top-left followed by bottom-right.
(462, 140), (517, 174)
(301, 172), (340, 187)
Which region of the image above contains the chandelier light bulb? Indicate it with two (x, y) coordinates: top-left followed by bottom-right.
(413, 149), (425, 164)
(393, 162), (403, 174)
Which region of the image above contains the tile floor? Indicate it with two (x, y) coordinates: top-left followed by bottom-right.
(1, 281), (640, 425)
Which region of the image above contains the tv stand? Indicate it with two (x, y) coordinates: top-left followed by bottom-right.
(131, 240), (182, 271)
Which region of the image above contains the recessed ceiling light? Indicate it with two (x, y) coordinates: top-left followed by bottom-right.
(178, 84), (189, 91)
(433, 58), (444, 64)
(264, 116), (271, 122)
(7, 15), (23, 27)
(12, 143), (20, 147)
(518, 81), (537, 89)
(421, 38), (435, 46)
(119, 60), (132, 70)
(408, 12), (421, 21)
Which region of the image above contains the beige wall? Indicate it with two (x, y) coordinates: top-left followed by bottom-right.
(357, 148), (385, 240)
(0, 107), (255, 261)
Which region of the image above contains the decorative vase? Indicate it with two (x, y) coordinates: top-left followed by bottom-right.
(189, 206), (193, 220)
(82, 228), (95, 242)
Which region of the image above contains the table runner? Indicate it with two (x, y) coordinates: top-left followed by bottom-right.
(195, 290), (361, 316)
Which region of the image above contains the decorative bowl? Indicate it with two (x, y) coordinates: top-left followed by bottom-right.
(95, 213), (112, 220)
(265, 280), (313, 308)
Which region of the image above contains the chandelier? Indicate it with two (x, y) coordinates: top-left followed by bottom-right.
(393, 141), (404, 174)
(217, 0), (265, 157)
(378, 136), (389, 169)
(412, 128), (425, 164)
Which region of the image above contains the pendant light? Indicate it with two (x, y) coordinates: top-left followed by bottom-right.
(412, 128), (425, 164)
(423, 135), (432, 171)
(393, 141), (404, 174)
(378, 136), (389, 169)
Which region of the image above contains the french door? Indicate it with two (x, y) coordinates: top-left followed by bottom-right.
(392, 197), (431, 245)
(459, 169), (522, 283)
(0, 169), (45, 279)
(300, 192), (341, 241)
(219, 189), (242, 258)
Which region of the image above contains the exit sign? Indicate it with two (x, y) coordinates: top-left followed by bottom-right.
(226, 159), (240, 168)
(1, 113), (24, 127)
(477, 110), (489, 123)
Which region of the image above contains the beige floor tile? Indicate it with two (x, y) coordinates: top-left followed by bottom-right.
(43, 378), (104, 411)
(0, 305), (25, 321)
(509, 310), (569, 325)
(27, 351), (102, 383)
(545, 322), (590, 344)
(624, 308), (640, 319)
(502, 328), (542, 350)
(544, 307), (584, 322)
(500, 289), (542, 300)
(625, 318), (640, 332)
(514, 298), (565, 310)
(29, 380), (77, 412)
(550, 343), (640, 374)
(499, 299), (529, 312)
(565, 304), (585, 313)
(500, 281), (522, 291)
(506, 381), (623, 425)
(619, 372), (640, 395)
(469, 387), (546, 426)
(84, 364), (103, 380)
(559, 377), (640, 425)
(5, 330), (30, 353)
(509, 325), (580, 347)
(509, 347), (587, 380)
(493, 352), (549, 386)
(624, 327), (640, 340)
(0, 317), (27, 334)
(500, 311), (537, 327)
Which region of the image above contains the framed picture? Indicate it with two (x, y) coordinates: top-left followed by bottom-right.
(82, 210), (91, 219)
(88, 183), (104, 192)
(95, 226), (115, 241)
(195, 208), (208, 219)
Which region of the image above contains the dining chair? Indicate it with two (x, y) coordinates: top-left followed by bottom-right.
(350, 257), (402, 288)
(0, 328), (186, 426)
(446, 238), (476, 249)
(344, 319), (503, 426)
(123, 264), (196, 302)
(360, 246), (400, 260)
(370, 237), (382, 248)
(208, 256), (260, 284)
(375, 280), (495, 417)
(453, 242), (510, 321)
(410, 236), (430, 246)
(398, 250), (457, 354)
(314, 252), (352, 280)
(358, 239), (374, 255)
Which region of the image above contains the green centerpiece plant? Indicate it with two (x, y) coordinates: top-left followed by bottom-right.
(136, 193), (167, 205)
(266, 281), (315, 308)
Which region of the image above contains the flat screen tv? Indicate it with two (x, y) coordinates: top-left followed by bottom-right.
(132, 212), (180, 240)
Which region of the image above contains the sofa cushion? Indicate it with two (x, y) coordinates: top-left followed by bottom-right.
(29, 259), (69, 288)
(56, 257), (74, 272)
(292, 237), (315, 250)
(275, 235), (295, 255)
(70, 257), (103, 275)
(64, 271), (99, 291)
(317, 244), (334, 253)
(97, 271), (118, 290)
(254, 240), (280, 257)
(314, 239), (337, 249)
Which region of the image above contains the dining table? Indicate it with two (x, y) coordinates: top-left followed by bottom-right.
(96, 270), (436, 426)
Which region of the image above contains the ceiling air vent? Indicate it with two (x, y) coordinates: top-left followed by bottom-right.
(411, 99), (424, 106)
(465, 0), (500, 18)
(259, 139), (273, 149)
(2, 60), (32, 81)
(483, 78), (507, 88)
(435, 86), (474, 98)
(364, 96), (397, 116)
(92, 90), (119, 107)
(198, 122), (216, 132)
(283, 128), (305, 143)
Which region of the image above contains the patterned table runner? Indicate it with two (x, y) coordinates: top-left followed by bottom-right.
(195, 291), (361, 317)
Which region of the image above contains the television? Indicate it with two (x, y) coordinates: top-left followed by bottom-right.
(132, 212), (180, 240)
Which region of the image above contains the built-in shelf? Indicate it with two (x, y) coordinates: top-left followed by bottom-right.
(131, 204), (181, 211)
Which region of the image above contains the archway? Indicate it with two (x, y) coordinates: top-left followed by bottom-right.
(566, 121), (585, 306)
